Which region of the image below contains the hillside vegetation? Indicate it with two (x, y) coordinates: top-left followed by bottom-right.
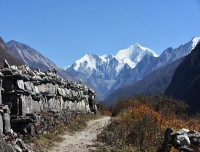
(97, 95), (200, 151)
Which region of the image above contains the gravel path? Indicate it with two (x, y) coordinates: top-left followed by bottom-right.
(51, 116), (110, 152)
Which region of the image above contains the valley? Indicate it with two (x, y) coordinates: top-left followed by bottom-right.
(1, 1), (200, 151)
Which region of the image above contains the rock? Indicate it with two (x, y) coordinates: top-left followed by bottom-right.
(17, 80), (24, 90)
(3, 113), (11, 133)
(24, 81), (32, 91)
(27, 124), (36, 137)
(172, 128), (190, 136)
(174, 134), (191, 146)
(20, 95), (26, 116)
(10, 65), (18, 71)
(3, 105), (10, 114)
(4, 59), (10, 69)
(0, 72), (4, 78)
(162, 128), (200, 151)
(0, 115), (3, 134)
(14, 144), (23, 152)
(178, 145), (194, 152)
(188, 130), (200, 138)
(190, 137), (200, 146)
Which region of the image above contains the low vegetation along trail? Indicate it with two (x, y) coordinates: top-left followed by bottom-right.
(51, 116), (110, 152)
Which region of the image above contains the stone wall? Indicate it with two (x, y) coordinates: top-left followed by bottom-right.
(0, 60), (97, 151)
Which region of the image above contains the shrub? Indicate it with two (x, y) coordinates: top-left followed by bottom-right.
(98, 102), (113, 116)
(119, 103), (164, 151)
(97, 95), (199, 151)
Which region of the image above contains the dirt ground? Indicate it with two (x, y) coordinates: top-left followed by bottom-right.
(51, 116), (110, 152)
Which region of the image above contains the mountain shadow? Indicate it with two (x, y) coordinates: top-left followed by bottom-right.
(0, 37), (24, 67)
(165, 42), (200, 113)
(104, 58), (183, 105)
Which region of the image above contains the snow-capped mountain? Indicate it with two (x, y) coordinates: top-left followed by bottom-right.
(66, 43), (158, 99)
(6, 40), (76, 81)
(67, 37), (200, 100)
(115, 43), (158, 68)
(111, 37), (200, 94)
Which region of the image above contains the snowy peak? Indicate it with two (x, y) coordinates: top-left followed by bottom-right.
(191, 37), (200, 49)
(66, 37), (200, 100)
(158, 36), (200, 67)
(72, 43), (157, 72)
(115, 43), (158, 68)
(67, 43), (158, 99)
(73, 54), (99, 71)
(72, 54), (116, 71)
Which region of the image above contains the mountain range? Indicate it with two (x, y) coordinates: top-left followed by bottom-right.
(66, 44), (158, 99)
(66, 37), (200, 100)
(104, 58), (183, 104)
(1, 35), (200, 107)
(6, 40), (77, 82)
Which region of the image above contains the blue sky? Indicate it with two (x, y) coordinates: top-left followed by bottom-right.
(0, 0), (200, 68)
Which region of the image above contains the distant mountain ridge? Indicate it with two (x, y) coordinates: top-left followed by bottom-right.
(67, 37), (200, 100)
(112, 37), (200, 91)
(6, 40), (77, 82)
(104, 58), (184, 105)
(7, 40), (59, 70)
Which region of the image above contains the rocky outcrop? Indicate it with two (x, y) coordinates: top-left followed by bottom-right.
(160, 128), (200, 152)
(0, 60), (97, 151)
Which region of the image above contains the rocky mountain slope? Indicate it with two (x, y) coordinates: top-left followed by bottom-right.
(0, 37), (24, 67)
(165, 42), (200, 113)
(67, 37), (200, 100)
(6, 40), (77, 82)
(104, 58), (183, 104)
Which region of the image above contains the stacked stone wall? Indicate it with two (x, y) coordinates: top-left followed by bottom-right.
(0, 60), (97, 151)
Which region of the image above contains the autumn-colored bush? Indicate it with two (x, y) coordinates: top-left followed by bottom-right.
(119, 103), (164, 151)
(97, 102), (112, 116)
(112, 98), (137, 116)
(98, 102), (165, 151)
(97, 95), (200, 151)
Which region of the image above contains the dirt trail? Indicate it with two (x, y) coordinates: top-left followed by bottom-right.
(51, 116), (110, 152)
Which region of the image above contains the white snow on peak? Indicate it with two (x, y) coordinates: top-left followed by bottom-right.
(191, 37), (200, 49)
(115, 43), (158, 68)
(99, 54), (114, 62)
(74, 54), (97, 71)
(135, 43), (158, 57)
(99, 54), (108, 62)
(72, 43), (158, 72)
(65, 66), (70, 70)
